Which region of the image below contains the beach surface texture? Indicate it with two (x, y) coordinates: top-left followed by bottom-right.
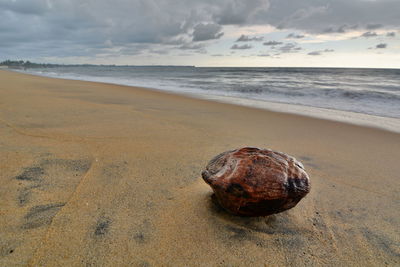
(1, 70), (399, 266)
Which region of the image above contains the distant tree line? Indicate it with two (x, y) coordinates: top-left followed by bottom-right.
(0, 60), (60, 68)
(0, 60), (195, 68)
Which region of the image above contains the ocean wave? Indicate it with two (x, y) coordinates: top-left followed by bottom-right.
(320, 88), (400, 101)
(22, 66), (400, 119)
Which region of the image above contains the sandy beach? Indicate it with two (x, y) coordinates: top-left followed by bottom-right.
(0, 70), (399, 266)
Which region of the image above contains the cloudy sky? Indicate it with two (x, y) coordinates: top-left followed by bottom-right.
(1, 0), (399, 67)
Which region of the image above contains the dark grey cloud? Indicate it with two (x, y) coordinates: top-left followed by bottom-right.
(118, 44), (149, 56)
(176, 43), (207, 54)
(0, 0), (399, 61)
(0, 0), (191, 59)
(0, 1), (231, 59)
(179, 43), (205, 50)
(366, 24), (383, 30)
(262, 0), (400, 34)
(308, 51), (322, 56)
(361, 32), (378, 38)
(376, 43), (387, 49)
(278, 43), (302, 53)
(192, 23), (223, 42)
(323, 24), (358, 33)
(215, 0), (270, 25)
(149, 49), (170, 55)
(308, 49), (334, 56)
(231, 44), (252, 50)
(236, 35), (264, 42)
(0, 0), (49, 15)
(263, 41), (283, 46)
(286, 33), (305, 39)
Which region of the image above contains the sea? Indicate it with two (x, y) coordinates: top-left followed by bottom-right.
(20, 66), (400, 132)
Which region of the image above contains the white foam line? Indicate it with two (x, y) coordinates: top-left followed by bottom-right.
(192, 93), (400, 134)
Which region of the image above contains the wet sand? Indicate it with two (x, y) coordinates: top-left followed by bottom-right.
(0, 70), (399, 266)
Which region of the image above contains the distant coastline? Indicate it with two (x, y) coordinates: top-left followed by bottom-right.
(0, 60), (195, 69)
(1, 60), (399, 70)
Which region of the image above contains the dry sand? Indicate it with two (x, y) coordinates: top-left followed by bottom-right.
(0, 70), (399, 266)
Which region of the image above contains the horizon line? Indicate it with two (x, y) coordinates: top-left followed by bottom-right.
(1, 61), (399, 70)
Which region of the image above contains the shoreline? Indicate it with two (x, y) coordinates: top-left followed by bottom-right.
(12, 68), (400, 134)
(1, 70), (399, 266)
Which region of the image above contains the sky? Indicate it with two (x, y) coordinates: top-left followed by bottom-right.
(0, 0), (399, 68)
